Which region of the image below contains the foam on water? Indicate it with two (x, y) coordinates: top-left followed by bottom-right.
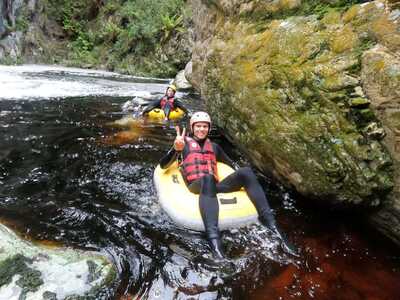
(0, 65), (171, 100)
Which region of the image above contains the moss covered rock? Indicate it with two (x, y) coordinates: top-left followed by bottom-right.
(192, 0), (396, 207)
(0, 224), (117, 299)
(194, 0), (398, 209)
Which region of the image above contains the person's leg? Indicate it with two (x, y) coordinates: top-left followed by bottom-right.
(188, 175), (224, 258)
(218, 167), (297, 255)
(217, 167), (273, 220)
(163, 105), (171, 119)
(187, 178), (201, 194)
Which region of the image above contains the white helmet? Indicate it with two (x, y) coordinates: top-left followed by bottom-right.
(190, 111), (211, 131)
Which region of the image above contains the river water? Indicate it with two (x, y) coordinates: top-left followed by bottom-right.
(0, 65), (399, 300)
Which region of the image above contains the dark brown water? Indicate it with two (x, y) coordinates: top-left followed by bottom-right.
(0, 67), (399, 299)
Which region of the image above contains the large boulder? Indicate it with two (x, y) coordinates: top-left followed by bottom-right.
(174, 68), (193, 90)
(190, 0), (400, 244)
(0, 31), (23, 59)
(0, 224), (117, 299)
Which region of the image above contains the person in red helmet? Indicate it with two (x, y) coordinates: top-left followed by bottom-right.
(142, 84), (188, 119)
(160, 111), (296, 259)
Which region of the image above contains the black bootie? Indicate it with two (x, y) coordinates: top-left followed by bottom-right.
(259, 213), (278, 232)
(208, 238), (225, 259)
(259, 214), (298, 256)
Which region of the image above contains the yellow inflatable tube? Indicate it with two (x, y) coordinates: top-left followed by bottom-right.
(153, 161), (258, 231)
(147, 108), (185, 121)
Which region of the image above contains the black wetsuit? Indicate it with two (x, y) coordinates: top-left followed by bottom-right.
(142, 97), (188, 118)
(160, 137), (276, 239)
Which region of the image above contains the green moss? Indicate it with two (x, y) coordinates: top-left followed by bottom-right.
(201, 19), (394, 204)
(354, 36), (376, 57)
(43, 291), (57, 300)
(358, 109), (376, 121)
(0, 254), (43, 294)
(0, 254), (27, 286)
(377, 173), (395, 191)
(321, 10), (342, 25)
(241, 0), (364, 23)
(349, 97), (370, 108)
(343, 5), (360, 23)
(16, 268), (43, 294)
(330, 25), (359, 53)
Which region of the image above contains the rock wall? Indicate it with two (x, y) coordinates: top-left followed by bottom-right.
(0, 0), (66, 64)
(190, 0), (400, 244)
(0, 0), (25, 61)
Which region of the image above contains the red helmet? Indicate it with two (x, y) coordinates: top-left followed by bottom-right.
(190, 111), (211, 131)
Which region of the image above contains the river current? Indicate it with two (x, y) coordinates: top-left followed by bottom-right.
(0, 65), (399, 300)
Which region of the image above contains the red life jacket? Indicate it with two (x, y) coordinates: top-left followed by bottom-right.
(160, 96), (174, 110)
(180, 137), (219, 184)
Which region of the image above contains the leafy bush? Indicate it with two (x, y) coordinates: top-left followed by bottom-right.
(115, 0), (184, 46)
(161, 14), (184, 41)
(43, 0), (189, 76)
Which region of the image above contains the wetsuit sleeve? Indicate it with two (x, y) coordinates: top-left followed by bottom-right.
(213, 143), (238, 169)
(173, 99), (188, 113)
(142, 99), (161, 114)
(160, 147), (179, 169)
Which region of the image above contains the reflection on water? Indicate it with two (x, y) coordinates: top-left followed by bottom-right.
(0, 66), (399, 299)
(103, 113), (176, 146)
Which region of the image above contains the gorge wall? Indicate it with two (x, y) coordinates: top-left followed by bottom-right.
(190, 0), (400, 244)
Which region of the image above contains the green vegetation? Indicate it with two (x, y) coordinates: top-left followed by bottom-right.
(15, 7), (30, 32)
(43, 0), (190, 77)
(0, 56), (23, 65)
(302, 0), (362, 19)
(161, 14), (184, 41)
(241, 0), (364, 23)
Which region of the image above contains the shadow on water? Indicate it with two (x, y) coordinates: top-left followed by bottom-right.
(1, 86), (400, 299)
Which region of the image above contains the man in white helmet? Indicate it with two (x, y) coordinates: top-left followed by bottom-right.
(160, 111), (296, 259)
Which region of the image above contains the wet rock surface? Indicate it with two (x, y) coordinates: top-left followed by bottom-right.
(0, 224), (117, 299)
(190, 0), (400, 244)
